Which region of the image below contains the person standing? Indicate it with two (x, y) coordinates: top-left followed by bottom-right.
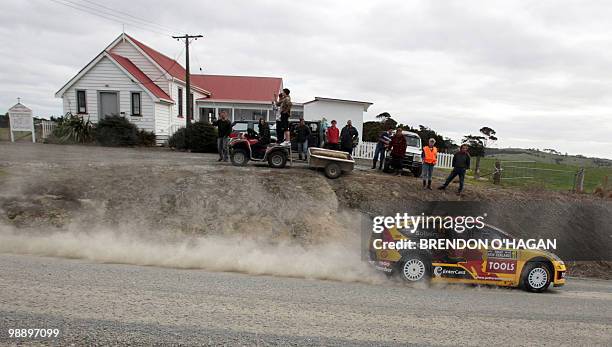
(388, 127), (407, 176)
(372, 127), (392, 169)
(325, 120), (340, 150)
(340, 120), (359, 155)
(213, 110), (232, 162)
(421, 138), (438, 189)
(275, 88), (292, 146)
(294, 118), (311, 161)
(438, 144), (471, 194)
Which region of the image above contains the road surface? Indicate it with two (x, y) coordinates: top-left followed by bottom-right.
(0, 254), (611, 346)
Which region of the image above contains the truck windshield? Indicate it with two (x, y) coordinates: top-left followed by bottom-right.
(405, 135), (421, 148)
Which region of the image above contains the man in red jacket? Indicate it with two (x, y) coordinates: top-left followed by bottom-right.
(325, 120), (340, 150)
(388, 127), (407, 176)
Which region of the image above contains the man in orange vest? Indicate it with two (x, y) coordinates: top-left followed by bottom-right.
(421, 138), (438, 189)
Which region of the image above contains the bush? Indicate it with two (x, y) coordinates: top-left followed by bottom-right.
(168, 122), (217, 152)
(96, 115), (138, 146)
(136, 129), (157, 147)
(48, 113), (95, 144)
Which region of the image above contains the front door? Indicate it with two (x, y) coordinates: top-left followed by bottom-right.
(99, 91), (119, 118)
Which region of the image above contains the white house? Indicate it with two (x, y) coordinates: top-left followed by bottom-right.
(55, 33), (370, 144)
(304, 97), (372, 138)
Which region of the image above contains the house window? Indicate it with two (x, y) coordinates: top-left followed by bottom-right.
(188, 92), (194, 120)
(76, 90), (87, 114)
(178, 87), (183, 117)
(234, 108), (268, 121)
(131, 92), (141, 116)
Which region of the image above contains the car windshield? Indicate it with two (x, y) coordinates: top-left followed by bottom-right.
(405, 135), (421, 148)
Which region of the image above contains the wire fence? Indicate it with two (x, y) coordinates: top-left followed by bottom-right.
(479, 160), (581, 192)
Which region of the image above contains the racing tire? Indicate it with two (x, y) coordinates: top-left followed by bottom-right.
(520, 262), (552, 293)
(412, 166), (422, 178)
(267, 151), (287, 169)
(230, 149), (249, 166)
(399, 254), (430, 282)
(324, 163), (342, 179)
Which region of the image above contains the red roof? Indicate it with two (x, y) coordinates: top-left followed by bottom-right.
(126, 34), (188, 83)
(191, 75), (282, 102)
(107, 52), (172, 102)
(123, 34), (282, 102)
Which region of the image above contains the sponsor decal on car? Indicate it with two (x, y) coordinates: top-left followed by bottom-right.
(486, 259), (517, 274)
(486, 249), (517, 259)
(433, 266), (472, 279)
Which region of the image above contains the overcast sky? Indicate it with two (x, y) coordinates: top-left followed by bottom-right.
(1, 0), (611, 158)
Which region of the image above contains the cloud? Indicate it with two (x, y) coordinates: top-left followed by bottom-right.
(0, 0), (610, 158)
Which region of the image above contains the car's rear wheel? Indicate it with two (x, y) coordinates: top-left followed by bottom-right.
(267, 151), (287, 168)
(230, 149), (249, 166)
(521, 262), (552, 293)
(399, 255), (430, 282)
(324, 163), (342, 179)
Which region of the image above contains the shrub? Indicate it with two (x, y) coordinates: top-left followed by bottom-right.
(48, 113), (95, 144)
(96, 115), (137, 146)
(168, 122), (217, 152)
(136, 129), (157, 147)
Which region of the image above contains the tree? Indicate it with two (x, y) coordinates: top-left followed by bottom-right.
(463, 127), (497, 178)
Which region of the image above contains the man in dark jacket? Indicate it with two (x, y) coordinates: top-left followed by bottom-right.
(213, 110), (232, 162)
(340, 120), (359, 155)
(388, 127), (407, 176)
(372, 127), (392, 169)
(294, 118), (311, 160)
(438, 144), (471, 194)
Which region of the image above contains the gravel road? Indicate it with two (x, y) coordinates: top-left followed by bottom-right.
(1, 254), (611, 346)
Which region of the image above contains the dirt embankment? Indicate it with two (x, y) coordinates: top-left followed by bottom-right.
(0, 144), (610, 279)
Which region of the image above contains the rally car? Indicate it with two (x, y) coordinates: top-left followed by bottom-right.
(369, 223), (566, 292)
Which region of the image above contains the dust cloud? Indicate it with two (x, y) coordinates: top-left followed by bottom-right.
(0, 221), (384, 284)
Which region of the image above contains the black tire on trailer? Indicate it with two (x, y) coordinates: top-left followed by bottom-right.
(267, 150), (287, 168)
(520, 261), (552, 293)
(230, 149), (249, 166)
(324, 162), (342, 179)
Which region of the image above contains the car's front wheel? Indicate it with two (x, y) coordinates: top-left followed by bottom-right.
(521, 262), (552, 293)
(399, 255), (430, 282)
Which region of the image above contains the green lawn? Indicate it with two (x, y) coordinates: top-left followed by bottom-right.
(0, 128), (34, 142)
(472, 157), (611, 193)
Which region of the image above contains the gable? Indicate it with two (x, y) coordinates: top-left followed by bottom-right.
(110, 39), (170, 94)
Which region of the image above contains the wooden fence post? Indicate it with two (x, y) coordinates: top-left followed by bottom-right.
(574, 168), (585, 193)
(493, 160), (502, 185)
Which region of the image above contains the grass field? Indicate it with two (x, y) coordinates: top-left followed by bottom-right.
(473, 157), (611, 193)
(0, 128), (34, 142)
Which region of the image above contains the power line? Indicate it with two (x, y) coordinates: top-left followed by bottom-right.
(53, 0), (172, 35)
(48, 0), (170, 36)
(76, 0), (187, 35)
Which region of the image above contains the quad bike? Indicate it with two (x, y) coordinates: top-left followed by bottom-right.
(228, 129), (290, 168)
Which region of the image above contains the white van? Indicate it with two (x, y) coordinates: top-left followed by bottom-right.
(383, 131), (423, 177)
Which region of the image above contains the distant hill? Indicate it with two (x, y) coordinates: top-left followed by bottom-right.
(486, 148), (612, 168)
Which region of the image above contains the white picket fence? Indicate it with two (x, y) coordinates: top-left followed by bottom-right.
(41, 120), (57, 139)
(353, 141), (454, 169)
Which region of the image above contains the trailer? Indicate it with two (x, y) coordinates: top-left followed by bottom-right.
(308, 147), (355, 179)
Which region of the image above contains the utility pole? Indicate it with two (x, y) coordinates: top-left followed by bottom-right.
(172, 34), (203, 126)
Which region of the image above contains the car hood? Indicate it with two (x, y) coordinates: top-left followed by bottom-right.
(405, 147), (421, 155)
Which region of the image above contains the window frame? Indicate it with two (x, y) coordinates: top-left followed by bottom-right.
(130, 92), (142, 116)
(76, 90), (87, 114)
(178, 87), (183, 118)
